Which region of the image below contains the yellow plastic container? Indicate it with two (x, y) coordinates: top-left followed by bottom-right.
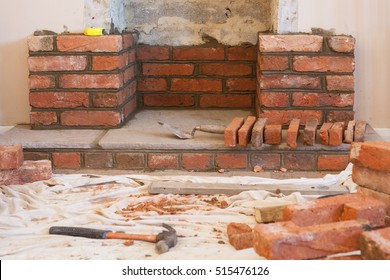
(84, 28), (104, 36)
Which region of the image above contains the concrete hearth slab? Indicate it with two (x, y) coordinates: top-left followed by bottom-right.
(0, 125), (105, 149)
(99, 109), (253, 150)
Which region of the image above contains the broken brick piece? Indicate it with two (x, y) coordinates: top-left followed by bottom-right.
(283, 193), (386, 228)
(0, 145), (24, 170)
(250, 118), (268, 148)
(227, 223), (253, 250)
(302, 119), (318, 146)
(238, 116), (257, 147)
(350, 141), (390, 172)
(286, 119), (300, 148)
(329, 122), (345, 146)
(357, 186), (390, 215)
(352, 164), (390, 195)
(254, 220), (364, 260)
(344, 120), (357, 144)
(224, 117), (245, 147)
(354, 120), (367, 142)
(319, 123), (333, 145)
(0, 160), (52, 186)
(360, 227), (390, 260)
(264, 124), (282, 145)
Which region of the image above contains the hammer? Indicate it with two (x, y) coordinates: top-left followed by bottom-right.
(49, 223), (177, 254)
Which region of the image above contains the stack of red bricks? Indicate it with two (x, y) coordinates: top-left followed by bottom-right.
(257, 34), (355, 125)
(0, 145), (52, 185)
(227, 193), (390, 259)
(28, 33), (137, 129)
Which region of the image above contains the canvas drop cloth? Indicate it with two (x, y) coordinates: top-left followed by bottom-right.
(0, 165), (355, 260)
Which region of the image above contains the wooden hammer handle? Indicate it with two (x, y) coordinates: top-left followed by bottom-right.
(105, 232), (157, 242)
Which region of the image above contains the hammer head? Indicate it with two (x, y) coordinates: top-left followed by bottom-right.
(155, 223), (177, 254)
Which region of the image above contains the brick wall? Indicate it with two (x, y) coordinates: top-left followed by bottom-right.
(28, 34), (137, 129)
(257, 34), (355, 125)
(136, 45), (257, 109)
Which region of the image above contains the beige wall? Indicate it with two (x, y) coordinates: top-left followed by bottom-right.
(0, 0), (84, 125)
(297, 0), (390, 128)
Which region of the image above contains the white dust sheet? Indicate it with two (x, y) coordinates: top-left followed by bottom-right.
(0, 167), (355, 260)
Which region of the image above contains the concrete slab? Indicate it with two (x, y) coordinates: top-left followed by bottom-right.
(99, 109), (253, 150)
(0, 125), (105, 149)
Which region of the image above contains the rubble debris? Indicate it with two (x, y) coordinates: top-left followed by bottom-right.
(0, 145), (23, 170)
(227, 223), (253, 250)
(253, 165), (264, 173)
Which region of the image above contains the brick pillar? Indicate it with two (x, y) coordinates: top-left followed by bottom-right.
(257, 34), (355, 125)
(28, 33), (137, 129)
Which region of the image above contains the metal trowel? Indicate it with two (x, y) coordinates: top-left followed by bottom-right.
(158, 121), (225, 139)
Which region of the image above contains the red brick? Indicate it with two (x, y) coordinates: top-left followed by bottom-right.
(123, 98), (137, 118)
(28, 35), (54, 52)
(238, 116), (257, 147)
(283, 193), (386, 227)
(115, 153), (145, 169)
(254, 220), (363, 260)
(215, 154), (247, 169)
(136, 46), (170, 61)
(227, 223), (253, 250)
(293, 56), (355, 73)
(29, 75), (55, 89)
(259, 34), (323, 52)
(28, 56), (87, 72)
(24, 152), (50, 161)
(52, 152), (81, 169)
(0, 145), (23, 170)
(199, 63), (252, 76)
(354, 120), (367, 142)
(227, 46), (257, 61)
(258, 55), (289, 71)
(128, 49), (136, 63)
(92, 54), (128, 71)
(30, 92), (89, 108)
(30, 111), (57, 126)
(357, 186), (390, 215)
(353, 164), (390, 195)
(0, 160), (52, 186)
(328, 122), (345, 146)
(84, 153), (113, 169)
(319, 122), (333, 145)
(148, 154), (178, 169)
(318, 155), (349, 171)
(360, 227), (390, 260)
(143, 94), (195, 107)
(260, 93), (289, 108)
(284, 153), (315, 171)
(92, 91), (125, 108)
(259, 110), (322, 126)
(124, 65), (136, 83)
(292, 93), (354, 108)
(61, 111), (122, 127)
(57, 35), (123, 52)
(122, 33), (135, 49)
(326, 75), (354, 91)
(302, 119), (318, 146)
(137, 78), (167, 92)
(287, 119), (300, 148)
(59, 74), (123, 89)
(344, 120), (357, 144)
(264, 124), (282, 145)
(226, 78), (256, 92)
(171, 78), (222, 92)
(142, 63), (194, 76)
(250, 153), (281, 170)
(326, 111), (354, 123)
(173, 47), (224, 60)
(260, 75), (321, 90)
(224, 117), (244, 147)
(182, 153), (213, 171)
(328, 36), (356, 53)
(350, 142), (390, 172)
(250, 118), (268, 148)
(199, 94), (252, 108)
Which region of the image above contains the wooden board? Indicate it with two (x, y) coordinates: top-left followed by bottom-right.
(148, 181), (349, 196)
